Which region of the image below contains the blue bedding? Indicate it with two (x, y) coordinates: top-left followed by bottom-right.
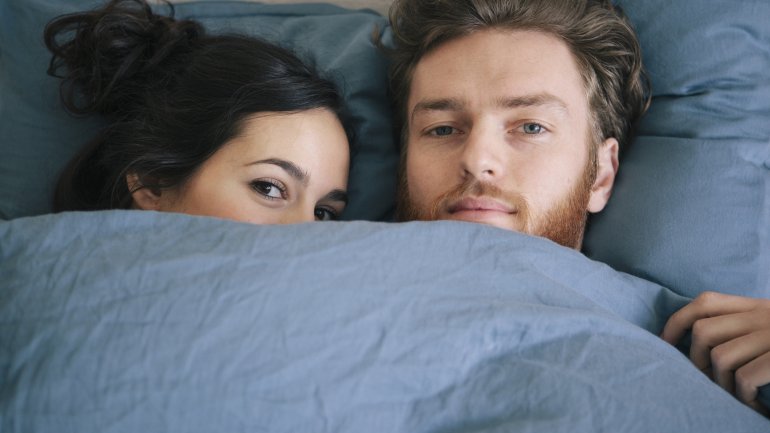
(1, 211), (768, 432)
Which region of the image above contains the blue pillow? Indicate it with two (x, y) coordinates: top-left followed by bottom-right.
(0, 0), (398, 221)
(583, 0), (770, 298)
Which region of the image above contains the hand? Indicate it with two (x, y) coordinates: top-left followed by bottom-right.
(661, 291), (770, 416)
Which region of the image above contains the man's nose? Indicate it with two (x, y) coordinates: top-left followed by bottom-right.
(459, 126), (506, 181)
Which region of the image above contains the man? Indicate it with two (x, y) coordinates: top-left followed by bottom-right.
(385, 0), (770, 416)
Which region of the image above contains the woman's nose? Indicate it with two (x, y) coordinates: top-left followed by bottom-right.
(281, 205), (316, 224)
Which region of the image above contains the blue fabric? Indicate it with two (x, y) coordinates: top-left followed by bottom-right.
(1, 211), (768, 432)
(582, 0), (770, 297)
(0, 0), (396, 221)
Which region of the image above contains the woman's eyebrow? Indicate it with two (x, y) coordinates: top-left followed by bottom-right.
(322, 189), (348, 204)
(247, 158), (309, 186)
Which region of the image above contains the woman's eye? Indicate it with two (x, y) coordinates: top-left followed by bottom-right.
(250, 180), (286, 200)
(430, 125), (455, 136)
(314, 207), (338, 221)
(522, 123), (545, 134)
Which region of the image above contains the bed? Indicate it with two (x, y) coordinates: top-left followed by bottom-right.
(1, 0), (768, 431)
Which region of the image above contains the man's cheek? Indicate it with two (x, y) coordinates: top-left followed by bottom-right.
(406, 173), (430, 208)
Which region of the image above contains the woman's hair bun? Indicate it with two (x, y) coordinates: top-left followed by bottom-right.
(44, 0), (204, 116)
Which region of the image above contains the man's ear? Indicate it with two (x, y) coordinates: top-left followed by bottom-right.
(126, 173), (162, 210)
(587, 137), (619, 213)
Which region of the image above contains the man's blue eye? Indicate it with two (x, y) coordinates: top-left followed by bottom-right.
(523, 123), (544, 134)
(432, 126), (454, 136)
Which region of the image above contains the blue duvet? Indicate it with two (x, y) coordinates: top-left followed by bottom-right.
(1, 211), (768, 432)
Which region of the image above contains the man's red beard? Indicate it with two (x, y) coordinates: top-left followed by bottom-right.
(396, 163), (595, 250)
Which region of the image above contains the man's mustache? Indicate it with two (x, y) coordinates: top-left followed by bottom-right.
(428, 179), (531, 226)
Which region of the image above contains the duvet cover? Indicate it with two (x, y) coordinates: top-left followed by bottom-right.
(1, 211), (768, 432)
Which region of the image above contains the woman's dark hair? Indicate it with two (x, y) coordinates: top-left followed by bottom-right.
(45, 0), (348, 211)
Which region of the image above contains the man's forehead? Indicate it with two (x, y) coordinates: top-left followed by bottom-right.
(410, 29), (571, 78)
(406, 29), (587, 123)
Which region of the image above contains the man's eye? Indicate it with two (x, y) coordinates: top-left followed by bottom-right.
(430, 125), (455, 136)
(314, 207), (338, 221)
(250, 180), (286, 200)
(522, 123), (545, 134)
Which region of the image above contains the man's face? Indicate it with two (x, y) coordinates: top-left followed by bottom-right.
(399, 29), (618, 249)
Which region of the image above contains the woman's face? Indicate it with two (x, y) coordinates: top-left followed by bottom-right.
(132, 108), (350, 224)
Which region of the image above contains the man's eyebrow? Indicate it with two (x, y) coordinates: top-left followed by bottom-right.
(496, 93), (570, 114)
(412, 98), (464, 114)
(246, 158), (309, 186)
(410, 98), (463, 123)
(410, 93), (570, 123)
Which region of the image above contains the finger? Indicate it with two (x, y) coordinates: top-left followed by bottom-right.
(735, 349), (770, 416)
(661, 292), (769, 344)
(711, 329), (770, 395)
(689, 311), (770, 371)
(713, 368), (735, 396)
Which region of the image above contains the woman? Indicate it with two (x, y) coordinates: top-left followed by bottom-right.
(45, 0), (350, 224)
